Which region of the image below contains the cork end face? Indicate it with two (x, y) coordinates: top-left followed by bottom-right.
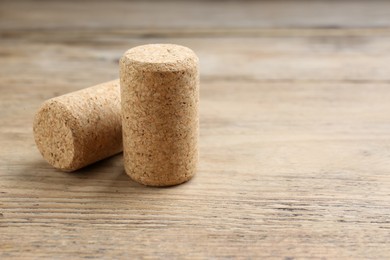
(33, 100), (77, 171)
(121, 44), (198, 72)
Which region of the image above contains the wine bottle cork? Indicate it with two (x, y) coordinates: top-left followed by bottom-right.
(33, 80), (122, 171)
(120, 44), (199, 186)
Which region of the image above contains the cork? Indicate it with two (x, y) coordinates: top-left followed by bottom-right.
(33, 80), (122, 171)
(120, 44), (199, 186)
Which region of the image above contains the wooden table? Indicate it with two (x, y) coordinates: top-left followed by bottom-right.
(1, 1), (389, 258)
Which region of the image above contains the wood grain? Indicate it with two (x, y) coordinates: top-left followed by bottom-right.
(3, 0), (390, 30)
(1, 0), (390, 259)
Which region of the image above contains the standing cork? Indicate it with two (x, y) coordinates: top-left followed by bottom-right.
(120, 44), (199, 186)
(33, 80), (122, 171)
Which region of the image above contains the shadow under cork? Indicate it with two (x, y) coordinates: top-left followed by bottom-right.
(16, 153), (137, 189)
(7, 153), (199, 230)
(69, 153), (126, 179)
(21, 153), (194, 194)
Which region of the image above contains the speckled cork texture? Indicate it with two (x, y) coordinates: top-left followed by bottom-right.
(120, 44), (199, 186)
(33, 80), (122, 171)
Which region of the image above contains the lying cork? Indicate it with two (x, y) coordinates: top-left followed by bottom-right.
(120, 44), (199, 186)
(33, 80), (122, 171)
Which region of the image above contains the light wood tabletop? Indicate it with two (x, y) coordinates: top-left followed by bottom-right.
(1, 0), (390, 258)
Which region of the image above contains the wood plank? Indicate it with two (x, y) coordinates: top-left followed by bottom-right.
(1, 0), (390, 259)
(1, 80), (390, 258)
(2, 0), (390, 30)
(3, 35), (390, 88)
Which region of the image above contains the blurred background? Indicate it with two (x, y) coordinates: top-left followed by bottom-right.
(2, 0), (390, 93)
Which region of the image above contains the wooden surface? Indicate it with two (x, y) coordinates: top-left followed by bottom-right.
(1, 0), (390, 258)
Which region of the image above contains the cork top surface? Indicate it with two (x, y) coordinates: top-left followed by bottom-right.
(121, 44), (198, 72)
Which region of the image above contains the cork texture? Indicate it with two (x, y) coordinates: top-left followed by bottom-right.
(33, 80), (122, 171)
(120, 44), (199, 186)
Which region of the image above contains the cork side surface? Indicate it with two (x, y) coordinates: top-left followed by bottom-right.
(120, 44), (199, 186)
(33, 80), (122, 171)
